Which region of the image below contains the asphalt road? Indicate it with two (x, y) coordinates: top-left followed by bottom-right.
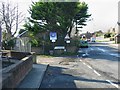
(40, 42), (119, 88)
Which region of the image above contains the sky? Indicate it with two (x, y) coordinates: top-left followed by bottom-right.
(0, 0), (119, 33)
(80, 0), (119, 33)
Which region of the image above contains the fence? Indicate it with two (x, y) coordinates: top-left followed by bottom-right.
(14, 37), (31, 52)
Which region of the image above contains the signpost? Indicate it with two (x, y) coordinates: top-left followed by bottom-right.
(50, 32), (57, 50)
(50, 32), (57, 41)
(64, 34), (70, 44)
(118, 1), (120, 34)
(116, 1), (120, 43)
(0, 25), (1, 52)
(64, 34), (70, 52)
(0, 21), (2, 90)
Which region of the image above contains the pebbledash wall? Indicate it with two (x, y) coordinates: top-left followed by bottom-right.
(2, 51), (33, 88)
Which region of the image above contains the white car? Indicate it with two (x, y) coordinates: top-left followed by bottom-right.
(91, 37), (96, 42)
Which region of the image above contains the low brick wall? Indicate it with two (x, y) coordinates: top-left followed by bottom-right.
(66, 46), (78, 53)
(2, 52), (33, 88)
(31, 47), (43, 54)
(10, 51), (31, 60)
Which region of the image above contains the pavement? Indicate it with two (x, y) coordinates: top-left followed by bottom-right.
(108, 44), (120, 51)
(106, 42), (120, 52)
(17, 64), (48, 89)
(16, 41), (120, 89)
(97, 41), (120, 52)
(17, 57), (65, 89)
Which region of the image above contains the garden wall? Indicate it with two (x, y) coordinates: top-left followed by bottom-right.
(2, 51), (33, 88)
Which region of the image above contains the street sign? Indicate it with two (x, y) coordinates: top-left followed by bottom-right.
(50, 32), (57, 41)
(52, 40), (56, 42)
(65, 34), (70, 39)
(65, 34), (70, 43)
(66, 40), (70, 43)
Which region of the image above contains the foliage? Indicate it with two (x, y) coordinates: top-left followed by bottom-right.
(94, 30), (103, 37)
(110, 37), (115, 41)
(104, 32), (116, 38)
(24, 1), (90, 47)
(0, 2), (25, 39)
(104, 32), (111, 38)
(2, 39), (15, 49)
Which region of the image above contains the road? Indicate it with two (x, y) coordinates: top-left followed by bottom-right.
(40, 42), (119, 88)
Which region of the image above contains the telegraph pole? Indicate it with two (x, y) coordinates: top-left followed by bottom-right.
(0, 19), (2, 90)
(0, 24), (1, 51)
(118, 1), (120, 34)
(116, 1), (120, 43)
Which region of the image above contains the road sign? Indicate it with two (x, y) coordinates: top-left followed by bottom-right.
(65, 34), (70, 39)
(50, 32), (57, 41)
(52, 40), (56, 42)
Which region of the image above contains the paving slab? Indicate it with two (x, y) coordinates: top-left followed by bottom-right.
(17, 64), (48, 89)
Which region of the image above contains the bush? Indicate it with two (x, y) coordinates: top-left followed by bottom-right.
(104, 33), (111, 38)
(110, 37), (115, 41)
(104, 32), (116, 38)
(2, 39), (15, 49)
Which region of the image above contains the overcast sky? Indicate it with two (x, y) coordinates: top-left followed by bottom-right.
(0, 0), (119, 33)
(80, 0), (119, 33)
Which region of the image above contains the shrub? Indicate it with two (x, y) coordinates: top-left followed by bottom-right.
(110, 37), (115, 41)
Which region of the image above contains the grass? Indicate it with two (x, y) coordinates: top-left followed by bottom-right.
(96, 38), (110, 42)
(36, 54), (54, 58)
(36, 52), (78, 57)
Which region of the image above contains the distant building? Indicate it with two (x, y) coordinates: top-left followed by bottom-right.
(80, 31), (93, 39)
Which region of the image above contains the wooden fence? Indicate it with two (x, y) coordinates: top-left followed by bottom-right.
(14, 37), (31, 52)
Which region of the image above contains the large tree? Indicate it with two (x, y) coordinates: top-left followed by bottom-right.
(0, 2), (25, 41)
(24, 1), (90, 46)
(0, 2), (25, 49)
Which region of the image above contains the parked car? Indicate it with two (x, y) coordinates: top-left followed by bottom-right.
(79, 40), (88, 48)
(90, 37), (96, 42)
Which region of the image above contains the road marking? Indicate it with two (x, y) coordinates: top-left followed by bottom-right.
(109, 53), (120, 58)
(80, 59), (101, 77)
(80, 59), (82, 62)
(89, 47), (94, 51)
(97, 47), (106, 52)
(86, 65), (93, 69)
(83, 62), (87, 65)
(106, 80), (119, 88)
(97, 47), (120, 58)
(93, 70), (101, 76)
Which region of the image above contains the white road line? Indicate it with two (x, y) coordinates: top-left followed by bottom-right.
(83, 62), (87, 65)
(97, 47), (106, 52)
(97, 47), (120, 58)
(80, 59), (101, 77)
(80, 59), (82, 62)
(93, 70), (101, 76)
(89, 48), (94, 51)
(109, 53), (120, 58)
(106, 80), (119, 88)
(86, 65), (93, 69)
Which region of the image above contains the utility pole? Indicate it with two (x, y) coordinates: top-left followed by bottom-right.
(0, 24), (1, 52)
(118, 1), (120, 34)
(116, 1), (120, 43)
(0, 20), (2, 90)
